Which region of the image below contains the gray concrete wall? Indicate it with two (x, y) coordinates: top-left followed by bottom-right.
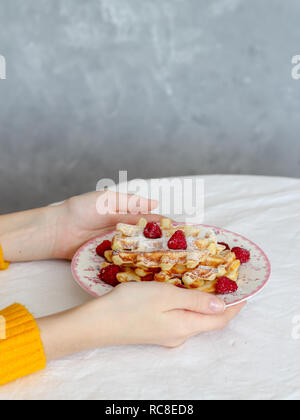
(0, 0), (299, 213)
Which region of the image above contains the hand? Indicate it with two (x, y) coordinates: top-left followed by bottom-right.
(0, 191), (160, 262)
(38, 282), (246, 360)
(52, 191), (161, 259)
(86, 282), (246, 347)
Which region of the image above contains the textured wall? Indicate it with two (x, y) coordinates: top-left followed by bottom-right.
(0, 0), (299, 213)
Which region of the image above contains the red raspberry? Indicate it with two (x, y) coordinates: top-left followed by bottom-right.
(142, 274), (154, 282)
(232, 247), (250, 263)
(148, 267), (161, 273)
(96, 240), (112, 257)
(218, 242), (230, 251)
(99, 264), (120, 287)
(215, 277), (238, 294)
(168, 230), (187, 250)
(176, 283), (188, 289)
(144, 222), (162, 239)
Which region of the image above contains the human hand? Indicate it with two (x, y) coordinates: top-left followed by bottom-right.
(0, 190), (160, 262)
(86, 282), (246, 348)
(51, 191), (161, 259)
(39, 282), (246, 360)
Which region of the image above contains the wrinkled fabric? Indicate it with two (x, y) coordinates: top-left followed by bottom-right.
(0, 175), (299, 400)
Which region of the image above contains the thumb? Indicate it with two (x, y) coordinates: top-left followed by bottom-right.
(168, 288), (226, 315)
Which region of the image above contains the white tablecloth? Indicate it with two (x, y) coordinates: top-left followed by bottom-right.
(0, 175), (299, 400)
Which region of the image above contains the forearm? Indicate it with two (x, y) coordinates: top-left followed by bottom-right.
(0, 205), (62, 262)
(0, 301), (103, 386)
(37, 300), (111, 361)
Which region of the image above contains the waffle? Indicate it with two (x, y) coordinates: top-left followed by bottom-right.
(100, 218), (241, 293)
(112, 218), (217, 253)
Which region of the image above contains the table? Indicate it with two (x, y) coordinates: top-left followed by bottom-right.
(0, 175), (299, 400)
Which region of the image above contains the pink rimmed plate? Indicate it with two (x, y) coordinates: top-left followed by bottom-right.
(71, 225), (271, 307)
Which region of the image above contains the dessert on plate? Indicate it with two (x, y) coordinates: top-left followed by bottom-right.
(96, 218), (250, 295)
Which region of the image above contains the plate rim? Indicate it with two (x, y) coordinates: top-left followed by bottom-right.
(71, 223), (271, 306)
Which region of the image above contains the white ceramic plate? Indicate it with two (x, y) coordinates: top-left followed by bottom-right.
(71, 224), (271, 307)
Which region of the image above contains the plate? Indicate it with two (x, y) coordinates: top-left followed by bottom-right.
(71, 224), (271, 307)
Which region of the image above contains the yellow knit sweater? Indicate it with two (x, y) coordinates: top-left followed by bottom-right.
(0, 243), (9, 270)
(0, 304), (47, 386)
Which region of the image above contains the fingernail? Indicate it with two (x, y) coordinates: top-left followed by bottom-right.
(210, 298), (225, 313)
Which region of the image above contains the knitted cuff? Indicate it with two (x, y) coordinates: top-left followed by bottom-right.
(0, 243), (9, 270)
(0, 304), (46, 386)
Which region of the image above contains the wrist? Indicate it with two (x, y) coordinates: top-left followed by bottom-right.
(37, 299), (111, 361)
(0, 205), (61, 262)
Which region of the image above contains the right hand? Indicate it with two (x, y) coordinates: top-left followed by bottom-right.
(39, 282), (246, 361)
(78, 282), (246, 349)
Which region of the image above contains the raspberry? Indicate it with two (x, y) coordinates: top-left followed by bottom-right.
(218, 242), (230, 251)
(142, 274), (154, 282)
(232, 247), (250, 264)
(99, 264), (120, 287)
(215, 277), (238, 294)
(168, 230), (187, 250)
(144, 222), (162, 239)
(96, 240), (112, 257)
(148, 267), (161, 273)
(176, 283), (188, 289)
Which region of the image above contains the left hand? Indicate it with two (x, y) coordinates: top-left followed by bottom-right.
(0, 191), (161, 262)
(50, 191), (161, 260)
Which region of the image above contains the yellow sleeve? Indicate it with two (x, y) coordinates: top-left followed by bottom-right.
(0, 243), (10, 270)
(0, 304), (47, 386)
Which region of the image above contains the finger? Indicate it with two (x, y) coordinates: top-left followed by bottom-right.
(184, 302), (246, 334)
(110, 212), (164, 226)
(78, 214), (167, 251)
(166, 287), (226, 315)
(123, 193), (158, 214)
(96, 191), (158, 216)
